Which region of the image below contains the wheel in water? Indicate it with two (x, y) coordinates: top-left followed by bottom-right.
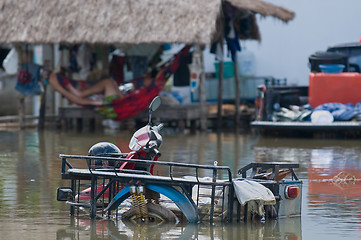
(121, 203), (178, 224)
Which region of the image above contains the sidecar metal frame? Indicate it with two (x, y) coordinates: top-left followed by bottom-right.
(58, 155), (302, 223)
(58, 154), (234, 223)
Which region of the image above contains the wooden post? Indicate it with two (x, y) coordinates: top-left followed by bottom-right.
(18, 95), (25, 129)
(196, 45), (207, 131)
(217, 43), (224, 129)
(234, 54), (240, 128)
(14, 44), (25, 130)
(38, 45), (54, 130)
(37, 80), (47, 130)
(217, 60), (224, 129)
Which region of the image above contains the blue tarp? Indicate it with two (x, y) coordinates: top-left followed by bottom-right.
(271, 102), (361, 122)
(314, 102), (361, 121)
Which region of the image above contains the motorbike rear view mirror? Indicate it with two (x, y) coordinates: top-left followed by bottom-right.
(148, 96), (161, 125)
(150, 96), (161, 112)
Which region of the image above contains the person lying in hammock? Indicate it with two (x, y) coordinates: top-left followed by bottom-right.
(48, 70), (125, 106)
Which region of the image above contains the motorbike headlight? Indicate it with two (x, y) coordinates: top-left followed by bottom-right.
(129, 136), (141, 151)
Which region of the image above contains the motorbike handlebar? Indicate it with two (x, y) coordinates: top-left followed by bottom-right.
(154, 123), (164, 132)
(153, 148), (161, 157)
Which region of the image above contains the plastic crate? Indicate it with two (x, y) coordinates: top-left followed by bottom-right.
(309, 72), (361, 108)
(214, 61), (234, 79)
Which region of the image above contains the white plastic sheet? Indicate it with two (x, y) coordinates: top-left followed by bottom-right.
(3, 48), (18, 74)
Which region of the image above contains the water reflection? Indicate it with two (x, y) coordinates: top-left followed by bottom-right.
(0, 130), (360, 239)
(254, 138), (361, 239)
(307, 148), (361, 239)
(56, 217), (301, 240)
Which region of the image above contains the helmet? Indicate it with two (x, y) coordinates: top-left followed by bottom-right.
(88, 142), (121, 167)
(88, 142), (121, 156)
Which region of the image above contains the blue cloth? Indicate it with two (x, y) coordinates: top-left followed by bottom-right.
(15, 63), (43, 95)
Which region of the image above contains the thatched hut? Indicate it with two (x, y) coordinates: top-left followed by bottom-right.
(0, 0), (294, 44)
(0, 0), (220, 45)
(0, 0), (295, 130)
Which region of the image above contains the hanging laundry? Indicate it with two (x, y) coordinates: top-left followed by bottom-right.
(69, 45), (81, 73)
(225, 16), (241, 61)
(173, 51), (192, 86)
(15, 63), (43, 95)
(109, 54), (125, 85)
(76, 44), (93, 80)
(210, 42), (224, 61)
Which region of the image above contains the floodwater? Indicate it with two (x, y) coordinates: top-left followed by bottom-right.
(0, 129), (360, 239)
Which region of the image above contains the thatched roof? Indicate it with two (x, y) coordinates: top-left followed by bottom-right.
(226, 0), (295, 23)
(0, 0), (294, 45)
(0, 0), (221, 45)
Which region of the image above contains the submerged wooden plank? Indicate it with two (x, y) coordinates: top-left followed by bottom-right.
(135, 105), (202, 121)
(59, 107), (103, 119)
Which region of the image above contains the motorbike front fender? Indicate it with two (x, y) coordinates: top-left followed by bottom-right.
(105, 184), (200, 223)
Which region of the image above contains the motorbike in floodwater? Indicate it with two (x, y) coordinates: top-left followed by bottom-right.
(73, 97), (177, 222)
(58, 96), (303, 224)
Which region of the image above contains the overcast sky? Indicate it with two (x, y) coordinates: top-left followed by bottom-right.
(245, 0), (361, 86)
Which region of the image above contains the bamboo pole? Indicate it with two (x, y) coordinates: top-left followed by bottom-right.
(217, 59), (224, 129)
(234, 54), (240, 128)
(14, 44), (25, 130)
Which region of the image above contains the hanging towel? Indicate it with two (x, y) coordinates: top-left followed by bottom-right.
(233, 179), (276, 217)
(233, 179), (276, 206)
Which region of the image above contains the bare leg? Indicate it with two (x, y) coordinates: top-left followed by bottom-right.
(67, 84), (82, 97)
(78, 78), (124, 98)
(49, 72), (103, 106)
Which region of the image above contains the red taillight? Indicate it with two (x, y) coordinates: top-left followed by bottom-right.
(285, 186), (299, 199)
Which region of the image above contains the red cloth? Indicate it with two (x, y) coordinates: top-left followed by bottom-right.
(109, 55), (125, 86)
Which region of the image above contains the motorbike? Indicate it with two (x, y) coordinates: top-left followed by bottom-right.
(58, 96), (302, 224)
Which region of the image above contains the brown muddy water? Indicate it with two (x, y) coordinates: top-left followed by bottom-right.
(0, 129), (360, 239)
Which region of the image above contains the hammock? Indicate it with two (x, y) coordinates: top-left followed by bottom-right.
(97, 46), (190, 121)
